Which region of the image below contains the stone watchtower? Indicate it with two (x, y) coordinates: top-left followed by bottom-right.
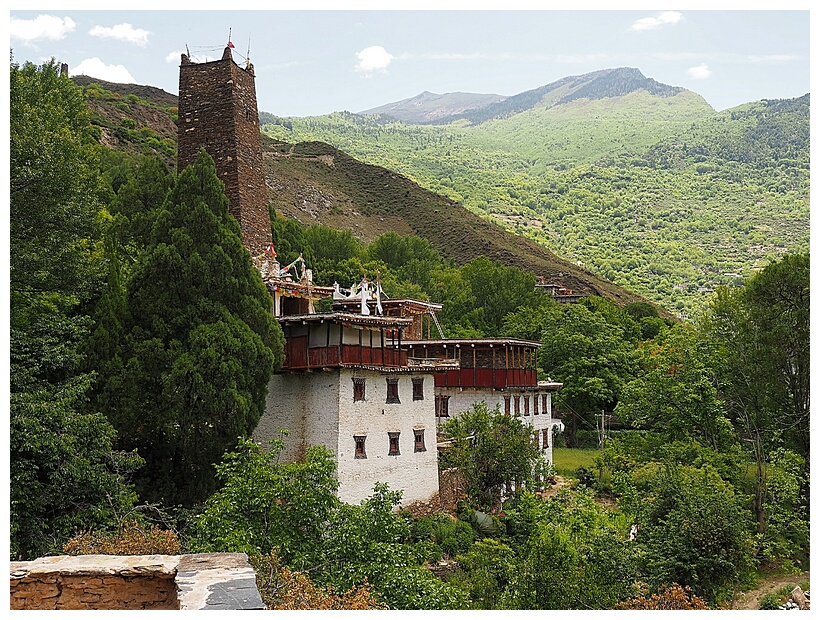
(177, 45), (271, 255)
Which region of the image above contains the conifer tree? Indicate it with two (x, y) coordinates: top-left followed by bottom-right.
(102, 150), (284, 506)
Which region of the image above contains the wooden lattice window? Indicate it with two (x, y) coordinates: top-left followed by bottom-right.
(353, 377), (366, 402)
(533, 394), (540, 415)
(388, 432), (400, 456)
(504, 395), (511, 416)
(412, 377), (424, 401)
(414, 429), (426, 452)
(354, 435), (367, 459)
(542, 428), (550, 450)
(386, 378), (400, 404)
(524, 395), (530, 416)
(514, 395), (521, 416)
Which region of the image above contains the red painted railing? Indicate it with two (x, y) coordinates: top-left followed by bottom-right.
(283, 338), (406, 370)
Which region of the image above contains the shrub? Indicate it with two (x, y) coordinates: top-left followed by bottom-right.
(62, 519), (181, 556)
(251, 551), (385, 610)
(758, 593), (782, 610)
(616, 583), (710, 610)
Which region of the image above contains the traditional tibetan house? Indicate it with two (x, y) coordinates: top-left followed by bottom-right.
(332, 277), (565, 463)
(252, 256), (443, 506)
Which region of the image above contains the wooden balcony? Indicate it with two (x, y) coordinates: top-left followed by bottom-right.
(282, 337), (407, 370)
(434, 367), (538, 389)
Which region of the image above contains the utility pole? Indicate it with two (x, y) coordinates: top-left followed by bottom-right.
(596, 410), (607, 448)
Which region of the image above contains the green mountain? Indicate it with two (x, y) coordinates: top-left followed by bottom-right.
(381, 67), (697, 126)
(260, 70), (809, 318)
(72, 75), (651, 310)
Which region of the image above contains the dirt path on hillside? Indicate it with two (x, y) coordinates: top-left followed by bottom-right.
(540, 475), (570, 499)
(730, 571), (810, 610)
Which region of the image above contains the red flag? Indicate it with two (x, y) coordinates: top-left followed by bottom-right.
(228, 41), (235, 49)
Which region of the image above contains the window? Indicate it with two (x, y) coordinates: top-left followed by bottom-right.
(524, 395), (530, 416)
(414, 429), (426, 452)
(353, 377), (365, 402)
(412, 377), (424, 401)
(386, 378), (400, 404)
(514, 395), (521, 416)
(354, 435), (367, 459)
(533, 394), (540, 415)
(435, 395), (450, 417)
(388, 432), (400, 456)
(542, 428), (550, 450)
(504, 395), (511, 416)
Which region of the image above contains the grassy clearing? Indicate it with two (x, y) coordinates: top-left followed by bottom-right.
(551, 447), (601, 478)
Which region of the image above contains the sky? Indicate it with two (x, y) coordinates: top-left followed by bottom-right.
(7, 4), (813, 117)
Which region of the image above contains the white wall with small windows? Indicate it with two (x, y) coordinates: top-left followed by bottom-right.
(336, 368), (439, 505)
(253, 368), (439, 506)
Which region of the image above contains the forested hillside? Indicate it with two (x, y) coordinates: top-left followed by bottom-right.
(261, 70), (809, 318)
(70, 74), (652, 310)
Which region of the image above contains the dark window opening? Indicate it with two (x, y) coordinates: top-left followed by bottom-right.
(388, 432), (400, 456)
(386, 378), (400, 404)
(354, 435), (367, 459)
(353, 377), (366, 401)
(542, 429), (550, 450)
(435, 395), (450, 417)
(514, 395), (521, 416)
(414, 429), (426, 452)
(412, 377), (424, 401)
(524, 395), (530, 416)
(504, 395), (511, 416)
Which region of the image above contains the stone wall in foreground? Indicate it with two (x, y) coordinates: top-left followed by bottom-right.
(10, 552), (264, 610)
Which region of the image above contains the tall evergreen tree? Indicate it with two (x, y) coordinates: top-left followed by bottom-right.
(100, 150), (284, 506)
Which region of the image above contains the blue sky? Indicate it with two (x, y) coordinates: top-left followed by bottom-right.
(8, 4), (812, 117)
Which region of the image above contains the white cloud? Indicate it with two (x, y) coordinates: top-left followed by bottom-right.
(687, 64), (712, 80)
(10, 15), (76, 46)
(355, 46), (393, 76)
(89, 23), (149, 46)
(166, 50), (183, 63)
(630, 11), (684, 32)
(70, 58), (136, 84)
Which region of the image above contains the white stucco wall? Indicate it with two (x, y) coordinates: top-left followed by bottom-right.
(253, 369), (439, 507)
(253, 373), (340, 463)
(335, 369), (439, 506)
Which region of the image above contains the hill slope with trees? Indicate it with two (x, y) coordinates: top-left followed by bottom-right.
(71, 75), (653, 309)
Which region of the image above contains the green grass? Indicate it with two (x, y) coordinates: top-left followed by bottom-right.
(551, 447), (600, 478)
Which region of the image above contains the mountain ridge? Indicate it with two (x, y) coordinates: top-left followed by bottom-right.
(355, 67), (704, 125)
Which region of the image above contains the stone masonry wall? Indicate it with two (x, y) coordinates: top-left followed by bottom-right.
(178, 46), (272, 255)
(10, 553), (263, 610)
